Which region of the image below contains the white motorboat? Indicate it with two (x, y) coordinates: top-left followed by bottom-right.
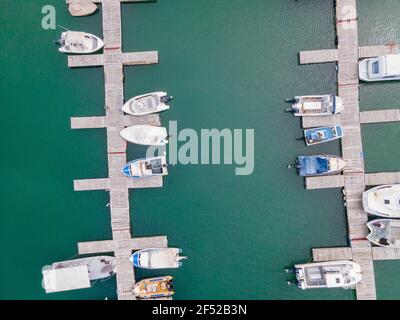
(57, 31), (104, 54)
(122, 156), (168, 178)
(42, 256), (116, 293)
(130, 248), (187, 270)
(367, 219), (400, 248)
(286, 95), (343, 116)
(122, 92), (173, 116)
(291, 260), (362, 290)
(68, 1), (98, 17)
(363, 184), (400, 218)
(120, 125), (168, 146)
(359, 54), (400, 82)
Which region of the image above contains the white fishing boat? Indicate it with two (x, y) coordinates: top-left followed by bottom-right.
(122, 156), (168, 178)
(68, 1), (98, 17)
(359, 54), (400, 82)
(57, 31), (104, 54)
(122, 92), (173, 116)
(120, 125), (168, 146)
(286, 95), (343, 117)
(289, 260), (362, 290)
(367, 219), (400, 248)
(363, 184), (400, 218)
(130, 248), (187, 270)
(42, 256), (116, 293)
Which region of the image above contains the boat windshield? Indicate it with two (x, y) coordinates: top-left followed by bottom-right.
(372, 61), (380, 74)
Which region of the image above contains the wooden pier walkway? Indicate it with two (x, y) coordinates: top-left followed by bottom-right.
(298, 0), (400, 300)
(66, 0), (166, 300)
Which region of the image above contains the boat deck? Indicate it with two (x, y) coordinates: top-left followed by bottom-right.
(299, 0), (400, 300)
(53, 256), (116, 281)
(65, 0), (167, 300)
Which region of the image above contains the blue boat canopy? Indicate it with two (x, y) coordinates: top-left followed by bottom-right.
(298, 156), (329, 176)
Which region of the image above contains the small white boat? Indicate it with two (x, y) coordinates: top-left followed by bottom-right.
(120, 125), (168, 146)
(57, 31), (104, 54)
(122, 156), (168, 178)
(367, 219), (400, 248)
(363, 184), (400, 218)
(130, 248), (187, 270)
(68, 1), (98, 17)
(122, 92), (173, 116)
(290, 260), (362, 290)
(286, 95), (343, 117)
(359, 54), (400, 82)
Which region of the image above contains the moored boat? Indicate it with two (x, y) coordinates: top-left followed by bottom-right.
(57, 31), (104, 54)
(122, 156), (168, 178)
(363, 184), (400, 218)
(293, 155), (346, 177)
(122, 92), (173, 116)
(286, 95), (343, 117)
(68, 1), (98, 17)
(304, 125), (344, 146)
(288, 260), (362, 290)
(41, 256), (116, 293)
(133, 276), (174, 299)
(120, 125), (168, 146)
(367, 219), (400, 248)
(359, 54), (400, 82)
(129, 248), (187, 269)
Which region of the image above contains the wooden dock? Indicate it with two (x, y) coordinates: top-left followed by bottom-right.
(66, 0), (167, 300)
(365, 172), (400, 186)
(298, 0), (400, 300)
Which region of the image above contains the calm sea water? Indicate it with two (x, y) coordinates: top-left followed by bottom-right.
(0, 0), (399, 300)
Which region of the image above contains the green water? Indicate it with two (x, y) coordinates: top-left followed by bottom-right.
(0, 0), (399, 300)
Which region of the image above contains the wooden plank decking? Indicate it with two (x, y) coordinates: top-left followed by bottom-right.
(299, 0), (391, 300)
(66, 0), (166, 300)
(365, 172), (400, 186)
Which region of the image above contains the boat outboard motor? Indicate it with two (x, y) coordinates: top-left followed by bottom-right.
(161, 95), (174, 104)
(54, 39), (63, 46)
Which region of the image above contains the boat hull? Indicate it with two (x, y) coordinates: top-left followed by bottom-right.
(122, 156), (168, 178)
(297, 155), (346, 177)
(363, 184), (400, 218)
(133, 276), (174, 299)
(130, 248), (186, 270)
(120, 125), (168, 146)
(304, 125), (344, 146)
(122, 92), (171, 116)
(68, 3), (98, 17)
(367, 219), (400, 248)
(295, 260), (362, 290)
(289, 95), (343, 117)
(359, 55), (400, 82)
(58, 31), (104, 54)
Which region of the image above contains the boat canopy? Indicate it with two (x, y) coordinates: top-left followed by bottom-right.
(298, 156), (329, 176)
(42, 265), (91, 293)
